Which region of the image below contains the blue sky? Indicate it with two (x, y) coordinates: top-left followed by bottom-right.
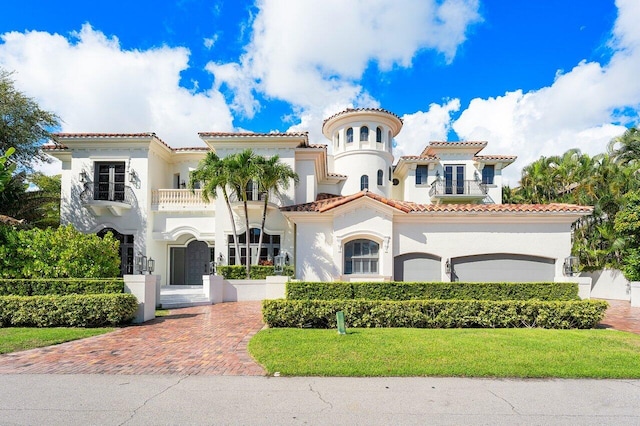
(1, 0), (638, 184)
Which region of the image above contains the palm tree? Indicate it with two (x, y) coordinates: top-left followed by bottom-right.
(254, 155), (298, 265)
(225, 149), (260, 278)
(609, 127), (640, 167)
(189, 152), (241, 266)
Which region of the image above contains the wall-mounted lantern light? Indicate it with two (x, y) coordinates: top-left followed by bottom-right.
(129, 169), (138, 184)
(284, 252), (290, 266)
(274, 253), (284, 275)
(136, 252), (148, 274)
(563, 255), (579, 277)
(79, 170), (88, 183)
(445, 259), (451, 275)
(147, 257), (155, 275)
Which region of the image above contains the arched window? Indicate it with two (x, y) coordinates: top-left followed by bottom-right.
(344, 239), (379, 274)
(360, 175), (369, 191)
(346, 128), (353, 143)
(336, 132), (340, 147)
(377, 169), (383, 186)
(376, 127), (383, 143)
(360, 126), (369, 141)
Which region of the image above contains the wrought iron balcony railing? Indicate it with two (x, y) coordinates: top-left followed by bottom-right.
(80, 183), (135, 205)
(429, 180), (487, 198)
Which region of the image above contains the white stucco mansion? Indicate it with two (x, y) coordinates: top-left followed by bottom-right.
(45, 108), (591, 284)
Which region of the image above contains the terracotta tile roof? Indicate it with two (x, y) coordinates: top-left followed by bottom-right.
(398, 155), (438, 161)
(420, 141), (488, 157)
(475, 155), (517, 162)
(198, 131), (309, 138)
(323, 108), (403, 125)
(281, 191), (593, 215)
(47, 132), (174, 151)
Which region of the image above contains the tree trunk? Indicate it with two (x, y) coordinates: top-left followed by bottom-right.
(243, 201), (251, 279)
(255, 194), (268, 265)
(223, 189), (241, 266)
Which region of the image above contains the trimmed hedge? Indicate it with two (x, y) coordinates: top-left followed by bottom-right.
(0, 294), (138, 327)
(286, 281), (579, 301)
(0, 278), (124, 296)
(218, 265), (294, 280)
(262, 299), (608, 329)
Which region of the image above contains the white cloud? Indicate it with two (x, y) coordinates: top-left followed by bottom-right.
(395, 99), (461, 157)
(210, 0), (481, 134)
(451, 0), (640, 186)
(203, 35), (219, 49)
(0, 24), (234, 176)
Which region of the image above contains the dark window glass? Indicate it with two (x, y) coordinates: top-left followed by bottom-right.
(360, 175), (369, 191)
(376, 127), (383, 143)
(377, 169), (383, 186)
(346, 128), (353, 143)
(344, 239), (379, 275)
(416, 165), (428, 185)
(482, 165), (495, 185)
(360, 126), (369, 141)
(94, 162), (126, 201)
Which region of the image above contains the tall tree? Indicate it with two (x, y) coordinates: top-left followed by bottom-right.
(254, 155), (298, 265)
(0, 147), (16, 193)
(0, 69), (60, 170)
(225, 149), (260, 278)
(190, 152), (242, 266)
(609, 127), (640, 167)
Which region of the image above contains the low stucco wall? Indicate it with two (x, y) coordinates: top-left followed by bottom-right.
(581, 269), (630, 301)
(202, 276), (288, 302)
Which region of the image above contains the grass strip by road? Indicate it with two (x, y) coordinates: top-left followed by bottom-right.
(249, 328), (640, 378)
(0, 327), (114, 354)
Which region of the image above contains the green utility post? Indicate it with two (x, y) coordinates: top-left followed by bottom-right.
(336, 311), (346, 335)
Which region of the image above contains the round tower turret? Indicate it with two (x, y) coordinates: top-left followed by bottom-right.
(322, 108), (403, 197)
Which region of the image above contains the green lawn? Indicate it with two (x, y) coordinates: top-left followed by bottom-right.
(0, 327), (114, 354)
(249, 328), (640, 378)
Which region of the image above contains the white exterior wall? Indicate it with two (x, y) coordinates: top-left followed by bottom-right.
(295, 159), (317, 203)
(394, 219), (573, 281)
(334, 150), (392, 197)
(295, 220), (337, 281)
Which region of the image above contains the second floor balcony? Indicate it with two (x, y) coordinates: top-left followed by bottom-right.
(80, 183), (134, 216)
(429, 179), (487, 203)
(151, 189), (213, 211)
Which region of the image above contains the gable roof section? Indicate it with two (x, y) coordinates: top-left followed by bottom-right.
(421, 141), (488, 157)
(281, 190), (593, 215)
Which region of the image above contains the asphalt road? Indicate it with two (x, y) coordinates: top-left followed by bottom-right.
(1, 375), (639, 425)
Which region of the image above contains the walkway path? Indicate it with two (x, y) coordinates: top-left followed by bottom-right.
(599, 299), (640, 335)
(0, 302), (265, 376)
(0, 299), (638, 377)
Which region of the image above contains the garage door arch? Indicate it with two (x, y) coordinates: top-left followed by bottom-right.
(451, 253), (555, 282)
(394, 253), (441, 282)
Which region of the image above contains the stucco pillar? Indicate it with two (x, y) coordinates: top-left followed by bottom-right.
(123, 275), (156, 323)
(556, 276), (592, 300)
(154, 275), (162, 308)
(203, 274), (224, 304)
(631, 282), (640, 307)
(265, 275), (288, 299)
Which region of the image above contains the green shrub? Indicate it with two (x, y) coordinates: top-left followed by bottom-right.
(0, 225), (121, 278)
(262, 299), (608, 329)
(0, 294), (138, 327)
(286, 281), (578, 301)
(0, 278), (124, 296)
(217, 265), (294, 279)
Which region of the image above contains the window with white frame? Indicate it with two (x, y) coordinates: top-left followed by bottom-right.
(482, 165), (495, 185)
(415, 165), (428, 185)
(361, 174), (369, 190)
(346, 128), (353, 143)
(344, 239), (379, 274)
(360, 126), (369, 141)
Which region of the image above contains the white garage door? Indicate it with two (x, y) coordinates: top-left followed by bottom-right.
(452, 254), (555, 282)
(394, 253), (441, 282)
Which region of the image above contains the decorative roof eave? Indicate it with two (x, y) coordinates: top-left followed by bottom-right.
(281, 191), (593, 217)
(322, 108), (403, 139)
(422, 141), (488, 157)
(394, 155), (439, 177)
(474, 155), (518, 165)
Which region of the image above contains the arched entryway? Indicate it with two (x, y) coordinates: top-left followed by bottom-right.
(97, 228), (134, 276)
(170, 240), (214, 285)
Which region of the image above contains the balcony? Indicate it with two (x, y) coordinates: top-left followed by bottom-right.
(80, 183), (134, 216)
(429, 180), (487, 203)
(151, 189), (213, 211)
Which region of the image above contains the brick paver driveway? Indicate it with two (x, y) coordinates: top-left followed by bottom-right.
(0, 302), (265, 376)
(599, 299), (640, 335)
